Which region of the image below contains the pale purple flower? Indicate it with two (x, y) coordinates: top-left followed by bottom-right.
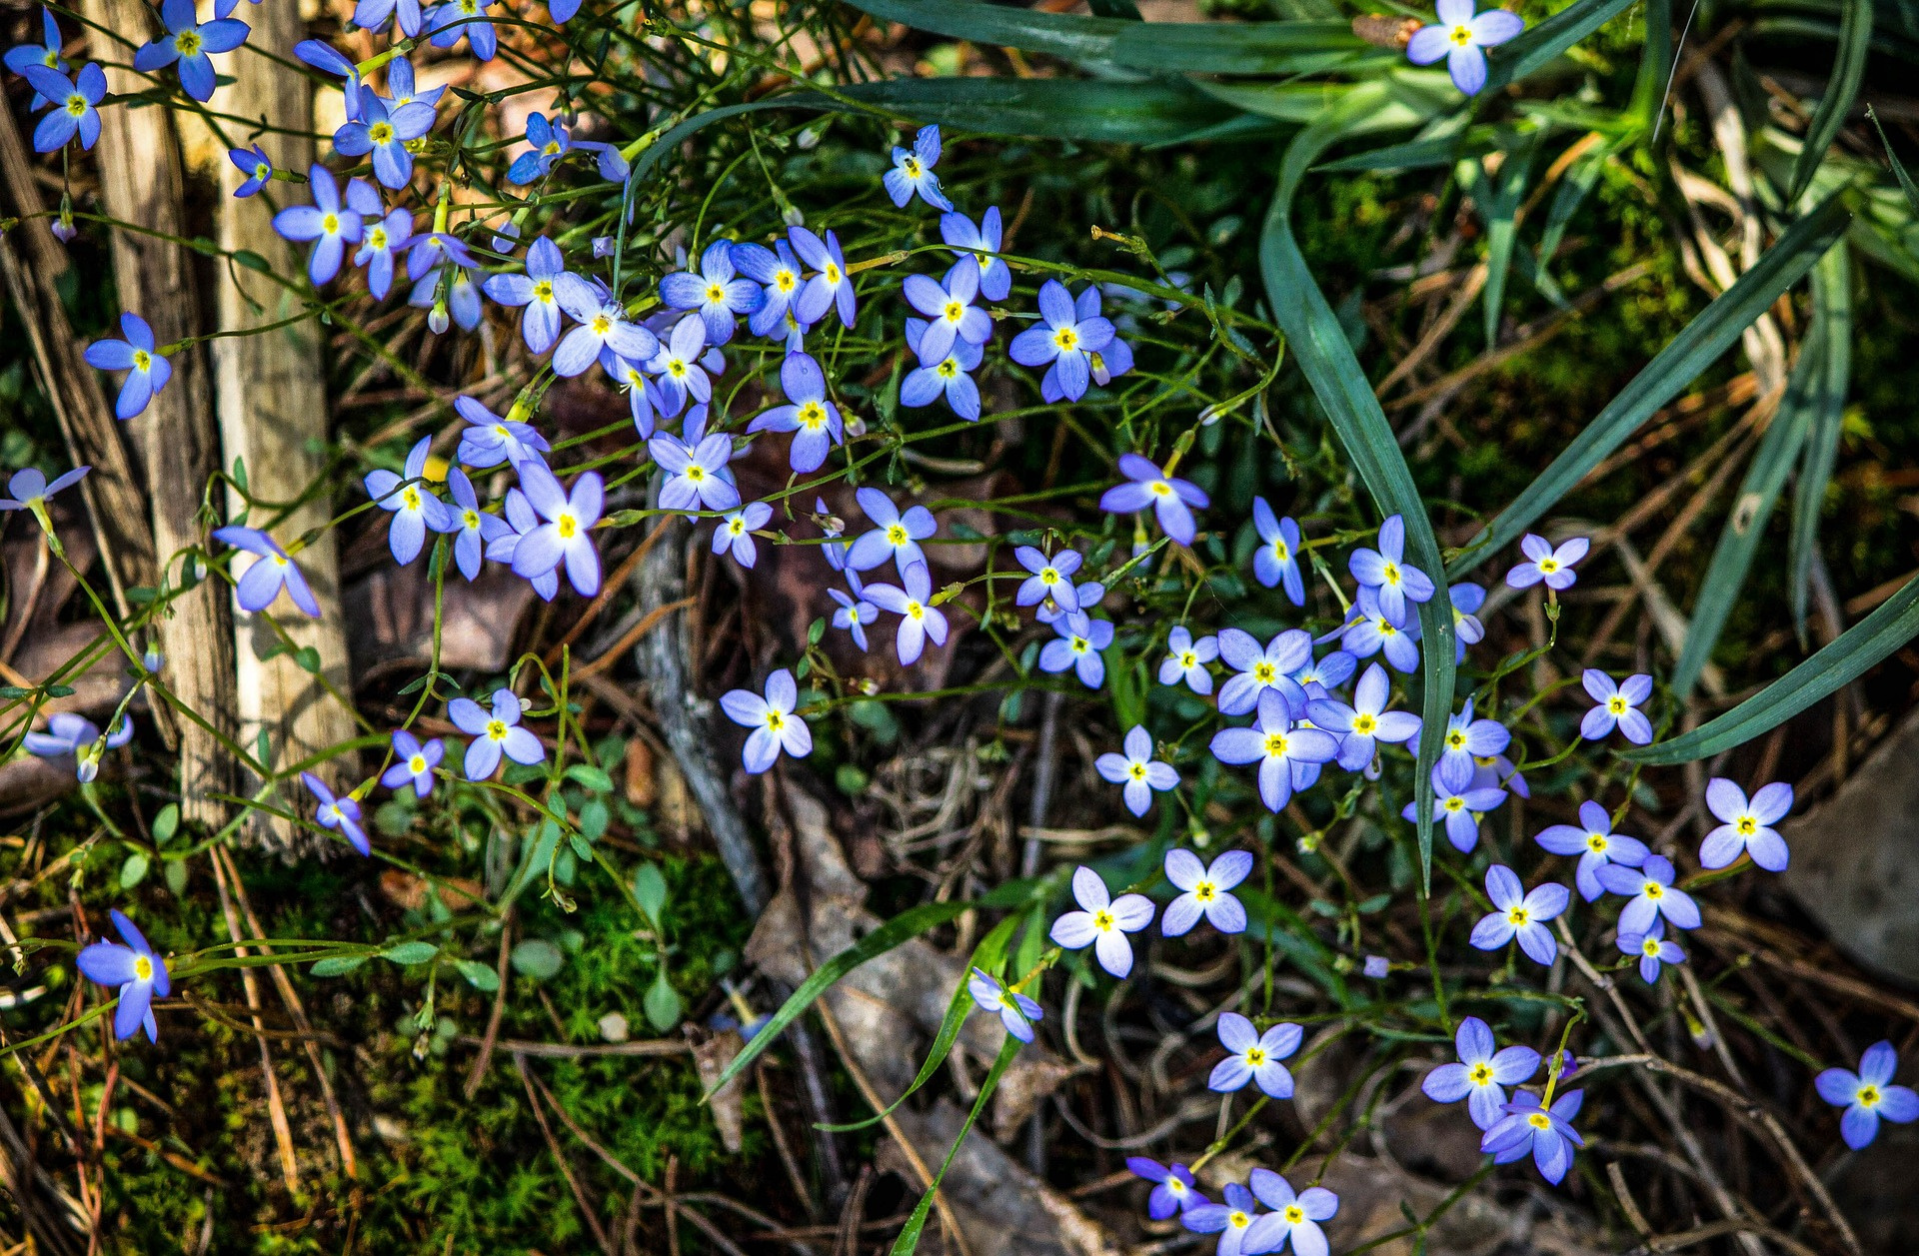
(1049, 865), (1154, 978)
(1700, 778), (1792, 872)
(883, 123), (951, 210)
(1250, 497), (1304, 605)
(83, 314), (171, 419)
(903, 263), (989, 363)
(353, 199), (413, 301)
(789, 226), (856, 328)
(1095, 725), (1178, 817)
(1181, 1182), (1260, 1255)
(1210, 1014), (1301, 1098)
(1240, 1170), (1338, 1257)
(828, 570), (879, 651)
(1159, 626), (1219, 694)
(1217, 627), (1312, 718)
(131, 0), (248, 102)
(1348, 514), (1435, 627)
(940, 206), (1011, 301)
(719, 669), (812, 774)
(1535, 800), (1649, 902)
(1125, 1158), (1209, 1220)
(732, 239), (805, 339)
(1015, 545), (1082, 612)
(1098, 453), (1207, 546)
(1581, 670), (1653, 744)
(302, 771), (369, 855)
(1482, 1089), (1584, 1184)
(846, 487), (935, 573)
(1617, 918), (1686, 984)
(511, 464), (603, 597)
(1210, 689), (1339, 813)
(1039, 610), (1113, 688)
(1438, 696), (1509, 786)
(748, 352), (842, 473)
(967, 967), (1042, 1044)
(1009, 280), (1115, 403)
(1292, 649), (1356, 701)
(23, 712), (132, 782)
(454, 396), (549, 469)
(213, 526), (320, 616)
(444, 466), (509, 581)
(333, 85), (434, 189)
(645, 314), (719, 418)
(20, 62), (105, 153)
(1470, 865), (1568, 965)
(1406, 0), (1524, 96)
(659, 239), (762, 346)
(1505, 532), (1588, 591)
(1421, 1015), (1541, 1129)
(650, 428), (740, 514)
(862, 561), (949, 667)
(1035, 580), (1105, 627)
(1307, 662), (1421, 772)
(482, 236), (577, 355)
(1449, 581), (1486, 662)
(1817, 1042), (1919, 1150)
(1162, 848), (1251, 937)
(555, 286), (658, 378)
(1, 465), (89, 515)
(1339, 585), (1422, 673)
(1596, 854), (1700, 935)
(1363, 954), (1389, 979)
(448, 688), (545, 780)
(272, 164), (363, 286)
(364, 435), (452, 565)
(75, 910), (170, 1042)
(713, 501), (773, 568)
(1403, 761), (1507, 852)
(380, 728), (444, 797)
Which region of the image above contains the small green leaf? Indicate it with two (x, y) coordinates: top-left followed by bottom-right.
(455, 959), (500, 991)
(643, 970), (681, 1031)
(119, 852), (150, 890)
(565, 764), (614, 794)
(807, 617), (826, 645)
(232, 249), (272, 273)
(163, 859), (187, 896)
(633, 862), (668, 924)
(152, 803), (180, 845)
(44, 684), (74, 698)
(568, 833), (595, 862)
(311, 956), (369, 977)
(510, 939), (565, 981)
(382, 941), (439, 965)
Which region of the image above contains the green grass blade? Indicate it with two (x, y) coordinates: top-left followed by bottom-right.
(1446, 190), (1852, 579)
(1865, 105), (1918, 212)
(841, 77), (1248, 144)
(1669, 320), (1824, 698)
(1534, 135), (1615, 301)
(704, 879), (1033, 1099)
(891, 1035), (1023, 1255)
(814, 914), (1020, 1133)
(840, 0), (1127, 63)
(1480, 131), (1538, 346)
(1789, 243), (1855, 641)
(1315, 132), (1494, 174)
(1787, 0), (1874, 203)
(1258, 85), (1457, 889)
(1482, 0), (1640, 92)
(1621, 578), (1916, 765)
(1627, 0), (1673, 129)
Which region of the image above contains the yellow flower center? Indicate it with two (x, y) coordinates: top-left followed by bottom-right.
(1383, 562), (1401, 585)
(1527, 1111), (1552, 1130)
(1645, 882), (1664, 899)
(687, 465), (705, 482)
(463, 510), (480, 529)
(1469, 1062), (1492, 1084)
(591, 314), (613, 335)
(1253, 663), (1276, 683)
(1447, 730), (1466, 750)
(533, 280), (553, 301)
(370, 227), (388, 248)
(1181, 652), (1197, 668)
(486, 720), (507, 741)
(402, 486), (421, 510)
(175, 30), (202, 56)
(1274, 539), (1290, 561)
(133, 349), (151, 371)
(1353, 713), (1378, 735)
(1264, 733), (1289, 757)
(775, 271), (795, 292)
(1736, 816), (1757, 836)
(1450, 23), (1474, 44)
(729, 519), (745, 536)
(887, 523), (908, 545)
(1195, 882), (1216, 903)
(1149, 480), (1171, 497)
(322, 213), (339, 234)
(1129, 763), (1146, 780)
(936, 360), (958, 378)
(255, 162), (270, 180)
(370, 122), (394, 145)
(1860, 1084), (1882, 1108)
(1538, 558), (1559, 573)
(906, 601), (924, 621)
(408, 754), (426, 774)
(1444, 796), (1465, 812)
(1507, 907), (1530, 925)
(669, 360), (687, 378)
(1284, 1205), (1305, 1224)
(1608, 696), (1628, 714)
(943, 300), (963, 322)
(903, 157), (921, 176)
(1642, 937), (1663, 957)
(1587, 833), (1608, 852)
(766, 711), (784, 731)
(66, 93), (86, 117)
(1053, 327), (1078, 351)
(799, 401), (827, 430)
(134, 955), (154, 981)
(1246, 1048), (1266, 1065)
(558, 514), (577, 540)
(543, 140), (561, 155)
(1229, 1212), (1250, 1230)
(824, 262), (841, 284)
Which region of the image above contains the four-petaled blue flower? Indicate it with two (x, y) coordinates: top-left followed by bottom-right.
(1162, 848), (1252, 937)
(967, 966), (1043, 1044)
(1125, 1158), (1209, 1219)
(883, 123), (952, 211)
(364, 435), (452, 565)
(847, 487), (935, 573)
(1049, 864), (1154, 978)
(1482, 1088), (1584, 1184)
(1580, 670), (1653, 744)
(214, 526), (322, 616)
(1251, 497), (1305, 605)
(1449, 581), (1486, 661)
(940, 205), (1011, 301)
(1217, 627), (1311, 717)
(1470, 865), (1568, 965)
(901, 319), (985, 420)
(660, 239), (763, 346)
(426, 0), (501, 61)
(1241, 1170), (1339, 1257)
(720, 669), (811, 774)
(733, 239), (807, 341)
(1095, 725), (1179, 817)
(1816, 1042), (1919, 1150)
(20, 62), (105, 152)
(1403, 760), (1507, 852)
(1422, 1015), (1541, 1129)
(1209, 1013), (1301, 1098)
(507, 112), (570, 183)
(511, 463), (604, 597)
(303, 771), (370, 855)
(1100, 453), (1209, 547)
(1437, 696), (1509, 787)
(335, 86), (435, 189)
(1597, 854), (1700, 936)
(454, 395), (549, 469)
(443, 467), (509, 581)
(1339, 585), (1423, 673)
(555, 285), (658, 379)
(1010, 279), (1115, 403)
(1617, 918), (1686, 984)
(748, 351), (842, 473)
(1308, 662), (1422, 772)
(644, 314), (713, 414)
(381, 728), (445, 798)
(76, 910), (171, 1042)
(1506, 532), (1588, 591)
(132, 0), (249, 102)
(1211, 689), (1339, 813)
(353, 0), (424, 38)
(713, 501), (773, 568)
(1349, 514), (1435, 627)
(1407, 0), (1524, 96)
(1700, 777), (1792, 872)
(1015, 545), (1083, 613)
(1040, 610), (1114, 689)
(1159, 625), (1219, 694)
(449, 688), (546, 780)
(864, 560), (948, 666)
(903, 263), (990, 363)
(828, 570), (878, 651)
(649, 425), (740, 514)
(354, 195), (414, 301)
(273, 164), (364, 285)
(5, 9), (67, 111)
(24, 711), (133, 782)
(1181, 1181), (1260, 1255)
(1535, 799), (1649, 903)
(229, 143), (274, 197)
(790, 226), (856, 328)
(84, 313), (172, 420)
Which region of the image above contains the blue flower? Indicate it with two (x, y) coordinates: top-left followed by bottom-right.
(23, 711), (132, 782)
(789, 225), (856, 328)
(506, 112), (569, 183)
(1049, 865), (1154, 978)
(1700, 777), (1793, 872)
(1597, 854), (1700, 936)
(1040, 610), (1113, 688)
(272, 164), (364, 285)
(19, 63), (105, 152)
(1348, 514), (1435, 627)
(1240, 1170), (1339, 1257)
(353, 0), (423, 37)
(1580, 670), (1653, 744)
(454, 395), (549, 469)
(883, 123), (951, 211)
(1015, 545), (1083, 613)
(1095, 726), (1178, 817)
(648, 425), (740, 515)
(1182, 1182), (1260, 1254)
(1402, 760), (1506, 852)
(132, 0), (249, 102)
(967, 966), (1042, 1044)
(511, 463), (604, 597)
(846, 487), (936, 574)
(1307, 662), (1421, 772)
(1407, 0), (1524, 96)
(1099, 453), (1208, 547)
(1036, 580), (1106, 627)
(1481, 1089), (1584, 1184)
(406, 229), (479, 284)
(713, 500), (773, 568)
(1209, 1013), (1301, 1098)
(1449, 581), (1486, 662)
(1211, 689), (1339, 813)
(1216, 627), (1311, 717)
(1125, 1159), (1209, 1220)
(228, 143), (274, 197)
(1250, 497), (1304, 605)
(1009, 279), (1115, 403)
(414, 264), (485, 332)
(1158, 625), (1218, 695)
(83, 314), (172, 419)
(443, 467), (509, 581)
(302, 771), (369, 855)
(426, 0), (501, 61)
(1470, 865), (1568, 965)
(940, 206), (1011, 302)
(334, 86), (435, 189)
(903, 264), (990, 363)
(481, 236), (577, 354)
(449, 688), (545, 780)
(747, 352), (842, 473)
(1075, 286), (1134, 388)
(364, 436), (452, 566)
(1292, 649), (1356, 701)
(1438, 696), (1508, 785)
(643, 314), (712, 413)
(828, 570), (879, 651)
(76, 910), (170, 1042)
(720, 669), (811, 774)
(1535, 799), (1649, 903)
(1421, 1015), (1541, 1129)
(863, 561), (948, 666)
(384, 56), (444, 110)
(1506, 532), (1588, 591)
(294, 38), (363, 120)
(5, 9), (67, 110)
(1817, 1042), (1919, 1150)
(555, 284), (658, 379)
(486, 487), (558, 602)
(353, 199), (414, 301)
(659, 239), (762, 346)
(1618, 918), (1686, 984)
(213, 526), (321, 616)
(900, 318), (984, 420)
(1162, 848), (1251, 937)
(381, 728), (445, 798)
